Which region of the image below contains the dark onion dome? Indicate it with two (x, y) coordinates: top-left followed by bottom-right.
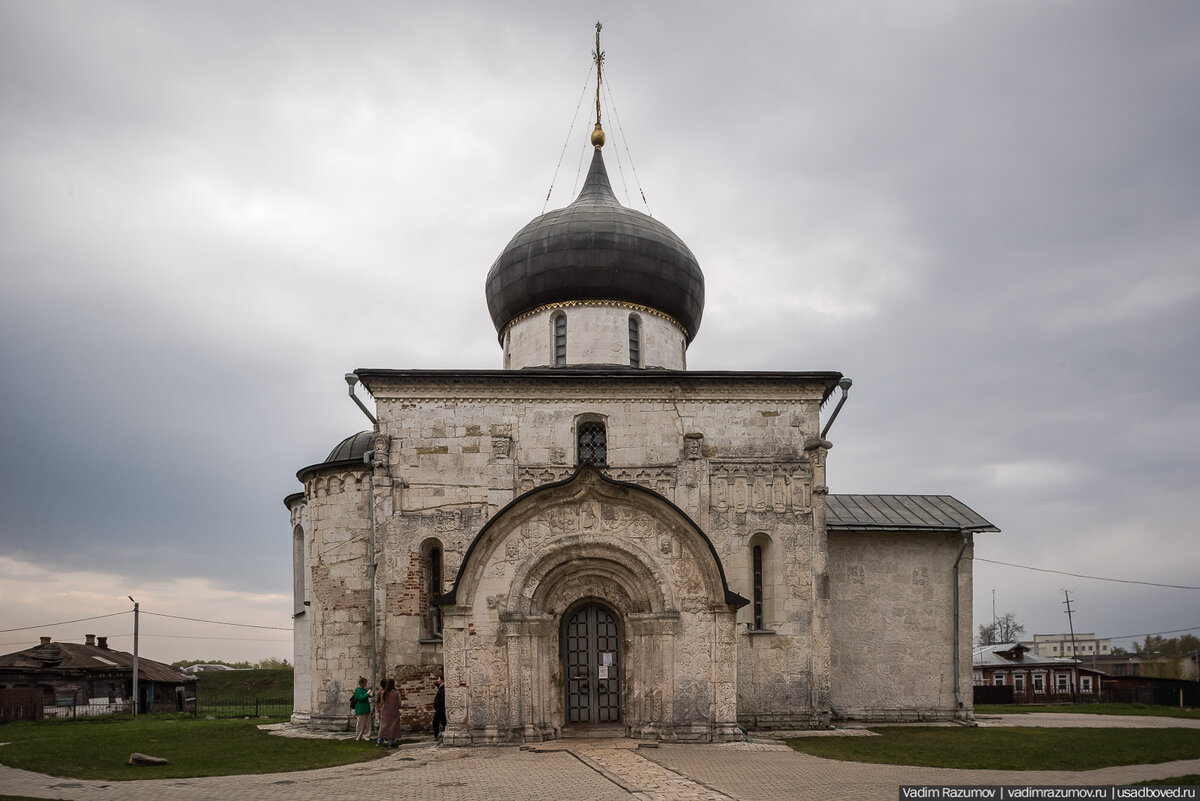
(485, 148), (705, 342)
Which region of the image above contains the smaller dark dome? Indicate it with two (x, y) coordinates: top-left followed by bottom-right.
(324, 431), (373, 464)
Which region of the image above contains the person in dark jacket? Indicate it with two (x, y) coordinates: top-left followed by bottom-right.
(432, 675), (446, 738)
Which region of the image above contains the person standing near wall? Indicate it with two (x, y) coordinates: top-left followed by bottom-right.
(351, 677), (373, 741)
(376, 678), (400, 747)
(432, 675), (446, 739)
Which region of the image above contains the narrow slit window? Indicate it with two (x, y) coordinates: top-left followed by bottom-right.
(426, 545), (443, 639)
(553, 313), (567, 367)
(752, 544), (764, 630)
(628, 315), (641, 368)
(577, 422), (607, 467)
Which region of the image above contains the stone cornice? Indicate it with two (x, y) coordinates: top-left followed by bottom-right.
(357, 368), (842, 405)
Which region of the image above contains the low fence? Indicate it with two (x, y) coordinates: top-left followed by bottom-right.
(0, 688), (44, 723)
(1105, 681), (1200, 707)
(16, 697), (292, 722)
(196, 697), (293, 718)
(973, 686), (1102, 706)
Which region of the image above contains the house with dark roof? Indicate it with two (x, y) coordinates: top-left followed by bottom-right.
(0, 635), (195, 718)
(973, 642), (1103, 704)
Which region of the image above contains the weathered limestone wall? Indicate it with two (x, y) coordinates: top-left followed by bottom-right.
(827, 530), (974, 722)
(301, 467), (375, 730)
(504, 304), (687, 369)
(363, 374), (833, 737)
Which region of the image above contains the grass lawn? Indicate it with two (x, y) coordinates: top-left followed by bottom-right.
(974, 703), (1200, 719)
(786, 726), (1200, 770)
(0, 715), (395, 780)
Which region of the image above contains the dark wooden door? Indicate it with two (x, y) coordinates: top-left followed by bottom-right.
(564, 603), (621, 724)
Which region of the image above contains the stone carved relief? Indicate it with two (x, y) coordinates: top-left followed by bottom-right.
(709, 461), (813, 514)
(436, 510), (462, 532)
(517, 466), (572, 494)
(372, 434), (390, 474)
(492, 435), (511, 459)
(289, 503), (309, 530)
(515, 464), (680, 498)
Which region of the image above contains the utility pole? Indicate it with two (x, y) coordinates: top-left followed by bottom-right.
(1063, 590), (1078, 703)
(128, 596), (140, 717)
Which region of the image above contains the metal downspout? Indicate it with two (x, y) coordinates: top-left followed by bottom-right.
(365, 450), (378, 696)
(952, 532), (974, 724)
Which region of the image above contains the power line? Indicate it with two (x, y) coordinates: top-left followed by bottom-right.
(135, 633), (291, 643)
(2, 609), (290, 635)
(141, 611), (290, 631)
(974, 557), (1200, 590)
(1101, 626), (1200, 641)
(0, 611), (128, 633)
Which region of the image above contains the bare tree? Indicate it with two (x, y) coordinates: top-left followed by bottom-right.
(976, 612), (1026, 646)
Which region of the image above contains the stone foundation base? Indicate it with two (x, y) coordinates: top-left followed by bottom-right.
(442, 723), (560, 745)
(442, 720), (743, 746)
(306, 713), (353, 732)
(739, 710), (832, 730)
(831, 707), (963, 724)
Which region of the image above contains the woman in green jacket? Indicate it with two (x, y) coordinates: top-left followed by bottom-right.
(351, 677), (373, 741)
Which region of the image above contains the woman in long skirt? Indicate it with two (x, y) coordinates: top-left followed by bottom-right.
(376, 678), (401, 747)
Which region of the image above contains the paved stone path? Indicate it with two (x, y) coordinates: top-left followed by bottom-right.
(1, 715), (1197, 801)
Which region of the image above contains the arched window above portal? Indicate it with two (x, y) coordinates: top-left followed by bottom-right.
(576, 414), (607, 468)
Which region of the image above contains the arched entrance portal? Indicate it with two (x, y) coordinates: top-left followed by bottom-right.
(440, 468), (747, 744)
(563, 602), (621, 724)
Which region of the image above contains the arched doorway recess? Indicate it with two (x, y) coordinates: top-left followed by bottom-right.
(563, 601), (621, 725)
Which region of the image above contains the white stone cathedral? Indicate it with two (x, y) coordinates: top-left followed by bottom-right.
(285, 86), (997, 744)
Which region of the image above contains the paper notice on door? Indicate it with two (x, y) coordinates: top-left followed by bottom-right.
(602, 652), (613, 666)
(598, 665), (609, 679)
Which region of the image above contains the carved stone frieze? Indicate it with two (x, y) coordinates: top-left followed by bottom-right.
(709, 461), (812, 514)
(517, 466), (572, 494)
(516, 464), (678, 498)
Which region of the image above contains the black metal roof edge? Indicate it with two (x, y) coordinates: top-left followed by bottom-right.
(295, 457), (370, 483)
(283, 491), (305, 509)
(357, 368), (843, 403)
(827, 523), (1000, 534)
(439, 464), (747, 610)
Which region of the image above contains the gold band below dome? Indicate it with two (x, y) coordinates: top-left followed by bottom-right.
(500, 299), (688, 341)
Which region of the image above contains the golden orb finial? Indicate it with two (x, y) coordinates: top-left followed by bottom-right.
(591, 122), (606, 149)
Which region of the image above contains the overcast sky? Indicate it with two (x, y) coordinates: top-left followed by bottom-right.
(2, 2), (1197, 664)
